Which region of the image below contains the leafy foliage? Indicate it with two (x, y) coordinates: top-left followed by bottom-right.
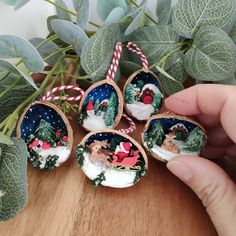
(134, 159), (146, 184)
(172, 0), (236, 38)
(156, 0), (172, 25)
(55, 0), (71, 21)
(44, 155), (59, 171)
(73, 0), (90, 29)
(92, 171), (106, 187)
(186, 127), (207, 153)
(129, 25), (179, 65)
(184, 27), (236, 82)
(0, 35), (44, 73)
(81, 24), (120, 81)
(152, 93), (162, 113)
(51, 19), (89, 54)
(0, 138), (28, 221)
(76, 145), (88, 167)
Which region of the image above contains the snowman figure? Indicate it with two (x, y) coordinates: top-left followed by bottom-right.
(113, 142), (132, 162)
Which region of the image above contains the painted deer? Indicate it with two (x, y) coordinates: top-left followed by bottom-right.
(161, 134), (180, 154)
(87, 141), (111, 167)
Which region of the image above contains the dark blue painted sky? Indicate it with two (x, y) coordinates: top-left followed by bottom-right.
(20, 103), (67, 141)
(146, 118), (199, 135)
(82, 83), (119, 109)
(85, 132), (141, 154)
(130, 71), (163, 92)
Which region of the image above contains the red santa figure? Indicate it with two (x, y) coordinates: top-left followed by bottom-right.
(113, 142), (132, 162)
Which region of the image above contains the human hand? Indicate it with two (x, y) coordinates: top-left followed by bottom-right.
(165, 84), (236, 236)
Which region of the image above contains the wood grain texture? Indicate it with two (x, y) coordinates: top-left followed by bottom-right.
(0, 77), (218, 236)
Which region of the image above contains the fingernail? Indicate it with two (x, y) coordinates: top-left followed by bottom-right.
(167, 161), (192, 182)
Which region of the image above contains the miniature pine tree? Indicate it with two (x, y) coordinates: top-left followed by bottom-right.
(145, 120), (164, 149)
(125, 84), (135, 104)
(92, 171), (106, 187)
(94, 99), (101, 115)
(110, 138), (118, 152)
(76, 145), (88, 167)
(35, 119), (56, 146)
(137, 80), (145, 90)
(44, 155), (59, 171)
(78, 110), (88, 124)
(104, 92), (118, 127)
(152, 93), (162, 112)
(28, 150), (41, 168)
(186, 127), (207, 152)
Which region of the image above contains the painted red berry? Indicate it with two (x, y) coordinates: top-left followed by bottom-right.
(56, 130), (61, 137)
(62, 136), (68, 142)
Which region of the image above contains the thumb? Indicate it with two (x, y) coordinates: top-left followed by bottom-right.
(167, 157), (236, 236)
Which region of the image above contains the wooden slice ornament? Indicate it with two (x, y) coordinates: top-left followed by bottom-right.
(17, 86), (84, 171)
(76, 129), (148, 188)
(123, 42), (165, 121)
(141, 113), (207, 163)
(78, 42), (124, 132)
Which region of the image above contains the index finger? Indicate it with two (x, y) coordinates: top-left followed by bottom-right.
(165, 84), (236, 143)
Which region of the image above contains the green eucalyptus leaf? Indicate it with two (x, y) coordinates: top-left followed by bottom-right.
(172, 0), (236, 39)
(14, 0), (31, 10)
(0, 35), (44, 73)
(229, 23), (236, 45)
(47, 16), (58, 33)
(120, 60), (141, 78)
(73, 0), (90, 30)
(55, 0), (71, 21)
(125, 3), (146, 36)
(30, 37), (66, 66)
(81, 23), (120, 82)
(0, 59), (38, 89)
(0, 133), (13, 145)
(105, 7), (126, 24)
(0, 0), (17, 5)
(97, 0), (127, 21)
(156, 0), (172, 25)
(0, 75), (35, 123)
(129, 25), (179, 65)
(184, 26), (236, 82)
(159, 51), (187, 95)
(51, 19), (89, 54)
(0, 138), (28, 221)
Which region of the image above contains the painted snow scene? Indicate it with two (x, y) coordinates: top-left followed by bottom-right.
(142, 115), (207, 162)
(78, 82), (122, 132)
(77, 131), (147, 188)
(124, 70), (164, 121)
(18, 102), (72, 171)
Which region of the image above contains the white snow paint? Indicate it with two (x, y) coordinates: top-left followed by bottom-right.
(81, 152), (137, 188)
(148, 140), (199, 162)
(37, 146), (71, 169)
(140, 83), (164, 97)
(127, 102), (155, 121)
(0, 190), (5, 198)
(83, 110), (109, 131)
(170, 123), (188, 132)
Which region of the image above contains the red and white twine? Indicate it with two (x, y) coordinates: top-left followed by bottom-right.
(120, 114), (136, 134)
(126, 42), (149, 70)
(106, 42), (123, 80)
(40, 85), (84, 102)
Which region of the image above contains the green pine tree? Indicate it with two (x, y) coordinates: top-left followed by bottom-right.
(125, 84), (135, 104)
(186, 127), (207, 153)
(145, 120), (165, 149)
(94, 99), (101, 116)
(78, 110), (88, 124)
(110, 138), (118, 152)
(35, 119), (56, 146)
(92, 171), (106, 187)
(152, 93), (162, 113)
(137, 80), (145, 90)
(76, 145), (88, 167)
(44, 155), (59, 171)
(104, 92), (118, 127)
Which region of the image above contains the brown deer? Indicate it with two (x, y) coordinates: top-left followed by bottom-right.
(161, 134), (180, 154)
(87, 141), (111, 167)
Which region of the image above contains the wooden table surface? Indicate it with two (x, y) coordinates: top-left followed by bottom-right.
(0, 117), (218, 236)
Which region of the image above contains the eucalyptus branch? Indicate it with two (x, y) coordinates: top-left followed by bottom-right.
(130, 0), (158, 25)
(1, 56), (64, 137)
(44, 0), (100, 28)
